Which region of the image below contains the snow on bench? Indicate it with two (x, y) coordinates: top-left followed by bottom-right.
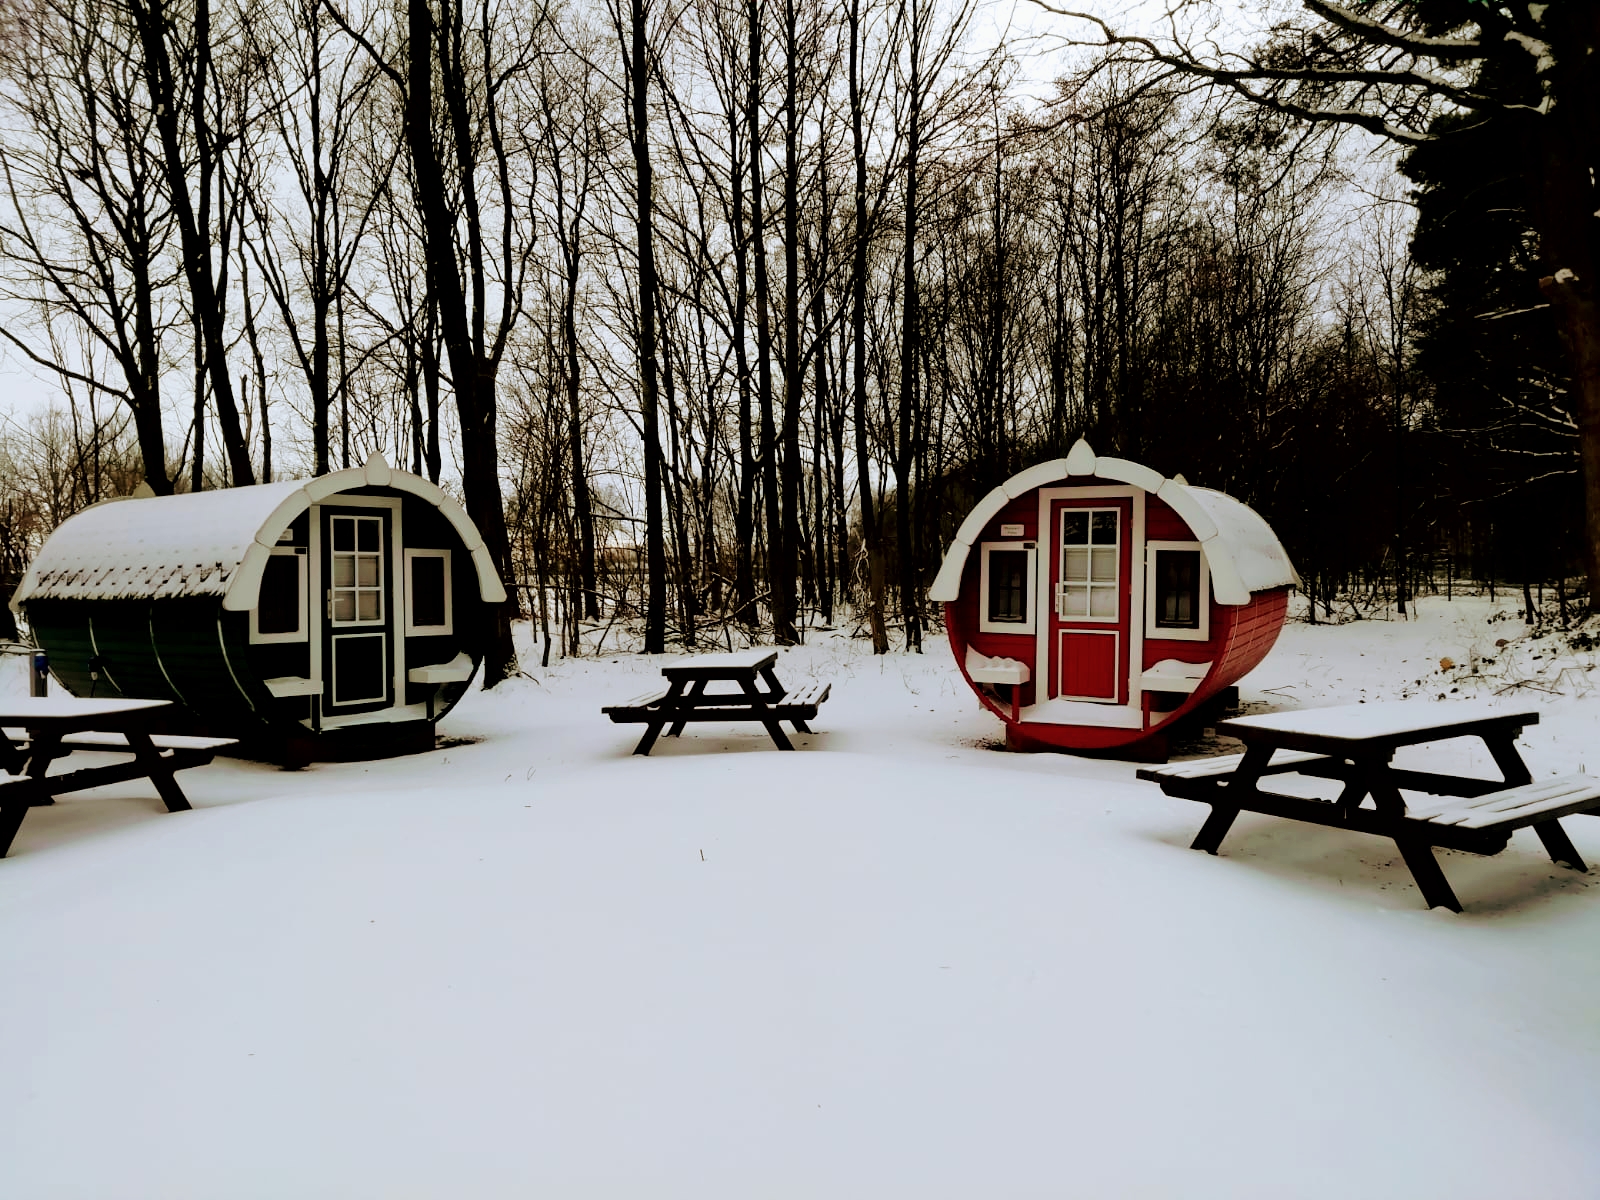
(1139, 749), (1330, 782)
(775, 682), (830, 712)
(57, 732), (237, 752)
(601, 688), (673, 719)
(1409, 774), (1600, 831)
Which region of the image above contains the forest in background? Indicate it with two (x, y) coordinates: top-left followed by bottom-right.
(0, 0), (1591, 678)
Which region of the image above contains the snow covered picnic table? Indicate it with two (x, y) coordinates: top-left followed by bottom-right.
(602, 649), (829, 755)
(1139, 700), (1600, 911)
(1, 697), (235, 857)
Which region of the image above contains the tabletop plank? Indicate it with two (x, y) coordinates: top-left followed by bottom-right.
(661, 649), (779, 675)
(0, 697), (173, 725)
(1219, 700), (1537, 746)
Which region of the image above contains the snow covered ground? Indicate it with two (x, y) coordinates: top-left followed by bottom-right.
(1, 596), (1598, 1198)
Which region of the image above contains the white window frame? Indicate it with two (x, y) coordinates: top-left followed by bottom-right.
(1145, 540), (1210, 642)
(250, 546), (308, 644)
(978, 540), (1036, 634)
(404, 548), (453, 635)
(1055, 505), (1122, 624)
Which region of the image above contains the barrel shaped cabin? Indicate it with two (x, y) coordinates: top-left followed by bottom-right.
(9, 453), (507, 759)
(929, 440), (1298, 756)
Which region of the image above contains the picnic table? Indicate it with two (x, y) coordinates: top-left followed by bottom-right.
(1138, 700), (1600, 910)
(1, 697), (235, 857)
(602, 649), (830, 756)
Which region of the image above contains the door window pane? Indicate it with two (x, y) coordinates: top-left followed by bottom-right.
(330, 515), (384, 625)
(1059, 507), (1120, 620)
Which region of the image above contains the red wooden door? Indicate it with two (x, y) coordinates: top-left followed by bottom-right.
(1047, 497), (1132, 703)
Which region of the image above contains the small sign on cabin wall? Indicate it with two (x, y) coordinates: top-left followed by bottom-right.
(1000, 523), (1024, 537)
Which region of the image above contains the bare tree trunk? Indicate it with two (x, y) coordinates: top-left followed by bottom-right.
(848, 0), (888, 653)
(130, 0), (254, 486)
(625, 0), (667, 652)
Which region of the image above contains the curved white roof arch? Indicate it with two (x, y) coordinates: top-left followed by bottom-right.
(11, 452), (509, 612)
(928, 439), (1299, 605)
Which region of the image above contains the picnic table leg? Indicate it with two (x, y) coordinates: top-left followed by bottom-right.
(1, 734), (26, 777)
(1190, 744), (1273, 854)
(738, 675), (794, 751)
(0, 779), (42, 857)
(1190, 802), (1240, 855)
(668, 679), (706, 737)
(633, 680), (685, 756)
(759, 666), (787, 700)
(1531, 819), (1587, 871)
(1394, 839), (1462, 911)
(125, 731), (193, 813)
(1483, 733), (1533, 788)
(24, 731), (62, 806)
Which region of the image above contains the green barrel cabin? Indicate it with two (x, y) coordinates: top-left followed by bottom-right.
(8, 453), (508, 763)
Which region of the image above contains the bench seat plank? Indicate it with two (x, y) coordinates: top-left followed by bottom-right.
(1137, 749), (1329, 782)
(1416, 775), (1600, 830)
(58, 732), (238, 752)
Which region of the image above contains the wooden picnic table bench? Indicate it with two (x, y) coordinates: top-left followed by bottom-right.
(1, 697), (235, 857)
(603, 649), (830, 755)
(1137, 700), (1600, 911)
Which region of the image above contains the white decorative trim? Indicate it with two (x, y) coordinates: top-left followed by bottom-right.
(924, 440), (1296, 610)
(1145, 541), (1210, 642)
(954, 489), (1012, 548)
(222, 455), (505, 613)
(977, 540), (1037, 634)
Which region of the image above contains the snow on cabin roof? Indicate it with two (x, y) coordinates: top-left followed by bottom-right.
(11, 453), (509, 612)
(15, 481), (305, 604)
(927, 439), (1299, 605)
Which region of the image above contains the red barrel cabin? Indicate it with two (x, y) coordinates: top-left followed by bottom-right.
(930, 439), (1298, 757)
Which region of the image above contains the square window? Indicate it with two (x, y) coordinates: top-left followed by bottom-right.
(1091, 510), (1118, 543)
(978, 542), (1035, 634)
(986, 550), (1029, 623)
(257, 555), (301, 635)
(250, 549), (308, 644)
(1156, 550), (1201, 628)
(1061, 511), (1088, 545)
(405, 549), (454, 635)
(1146, 542), (1209, 641)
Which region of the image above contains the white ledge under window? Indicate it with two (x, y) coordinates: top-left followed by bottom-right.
(1139, 659), (1211, 694)
(408, 653), (474, 684)
(965, 647), (1030, 686)
(264, 676), (322, 697)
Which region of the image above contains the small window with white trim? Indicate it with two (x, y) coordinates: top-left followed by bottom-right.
(251, 547), (308, 643)
(979, 541), (1036, 634)
(1146, 541), (1209, 641)
(405, 548), (453, 635)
